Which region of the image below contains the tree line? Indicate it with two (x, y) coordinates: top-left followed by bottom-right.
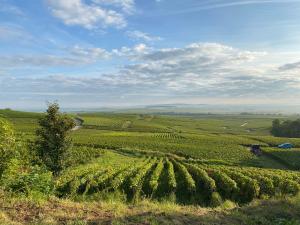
(271, 119), (300, 138)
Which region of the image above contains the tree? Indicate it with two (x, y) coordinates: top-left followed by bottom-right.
(0, 118), (16, 176)
(271, 118), (300, 138)
(35, 103), (75, 175)
(270, 119), (281, 137)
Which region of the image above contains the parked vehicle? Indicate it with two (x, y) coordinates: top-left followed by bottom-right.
(278, 143), (293, 149)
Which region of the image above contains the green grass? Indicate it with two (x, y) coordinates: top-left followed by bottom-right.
(0, 109), (42, 119)
(262, 147), (300, 170)
(0, 109), (40, 135)
(1, 191), (300, 225)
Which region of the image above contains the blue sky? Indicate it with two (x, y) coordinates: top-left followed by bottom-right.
(1, 0), (300, 110)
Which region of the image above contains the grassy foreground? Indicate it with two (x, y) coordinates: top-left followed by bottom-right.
(1, 193), (300, 225)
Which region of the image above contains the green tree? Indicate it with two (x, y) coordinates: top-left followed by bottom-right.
(35, 103), (75, 175)
(0, 118), (16, 176)
(271, 119), (300, 138)
(271, 119), (281, 137)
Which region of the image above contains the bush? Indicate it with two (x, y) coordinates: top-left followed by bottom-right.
(0, 158), (54, 196)
(0, 118), (16, 176)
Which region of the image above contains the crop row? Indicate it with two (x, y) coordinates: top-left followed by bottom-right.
(57, 157), (300, 206)
(153, 133), (185, 139)
(72, 131), (259, 163)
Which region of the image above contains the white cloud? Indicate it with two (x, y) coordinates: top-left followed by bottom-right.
(92, 0), (135, 14)
(2, 42), (300, 104)
(0, 55), (89, 67)
(47, 0), (127, 29)
(169, 0), (300, 14)
(126, 30), (162, 42)
(0, 2), (25, 16)
(278, 61), (300, 71)
(111, 43), (296, 98)
(0, 24), (33, 41)
(112, 43), (151, 57)
(133, 43), (150, 53)
(140, 43), (266, 63)
(0, 45), (110, 67)
(70, 45), (111, 59)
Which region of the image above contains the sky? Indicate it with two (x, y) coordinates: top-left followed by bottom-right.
(1, 0), (300, 110)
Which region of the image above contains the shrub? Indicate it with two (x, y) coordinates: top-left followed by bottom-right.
(1, 158), (54, 196)
(0, 118), (16, 176)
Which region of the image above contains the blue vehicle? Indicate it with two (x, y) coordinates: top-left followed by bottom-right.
(278, 143), (293, 149)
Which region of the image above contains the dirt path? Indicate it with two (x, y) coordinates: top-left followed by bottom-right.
(72, 117), (83, 131)
(241, 122), (248, 127)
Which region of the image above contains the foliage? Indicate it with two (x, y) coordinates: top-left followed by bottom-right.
(3, 110), (300, 207)
(184, 163), (216, 204)
(126, 159), (156, 201)
(64, 146), (104, 167)
(35, 103), (75, 175)
(145, 158), (165, 196)
(0, 118), (16, 176)
(207, 169), (238, 200)
(271, 119), (300, 138)
(54, 150), (300, 206)
(0, 158), (54, 196)
(263, 147), (300, 170)
(165, 158), (177, 194)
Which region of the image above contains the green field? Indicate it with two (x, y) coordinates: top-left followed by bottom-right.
(4, 110), (298, 167)
(1, 109), (300, 224)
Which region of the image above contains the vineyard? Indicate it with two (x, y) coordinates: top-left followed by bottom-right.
(262, 147), (300, 170)
(2, 109), (300, 208)
(56, 149), (300, 206)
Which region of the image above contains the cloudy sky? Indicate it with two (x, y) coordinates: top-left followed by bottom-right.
(1, 0), (300, 110)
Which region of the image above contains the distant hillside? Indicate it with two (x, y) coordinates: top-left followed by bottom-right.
(0, 108), (42, 119)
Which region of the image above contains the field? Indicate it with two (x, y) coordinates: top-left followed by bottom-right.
(1, 109), (300, 224)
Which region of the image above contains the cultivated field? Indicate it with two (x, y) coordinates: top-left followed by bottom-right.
(1, 109), (300, 224)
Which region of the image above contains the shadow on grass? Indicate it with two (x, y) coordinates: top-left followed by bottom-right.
(237, 148), (300, 170)
(262, 149), (300, 170)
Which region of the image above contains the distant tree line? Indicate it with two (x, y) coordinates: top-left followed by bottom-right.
(271, 119), (300, 138)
